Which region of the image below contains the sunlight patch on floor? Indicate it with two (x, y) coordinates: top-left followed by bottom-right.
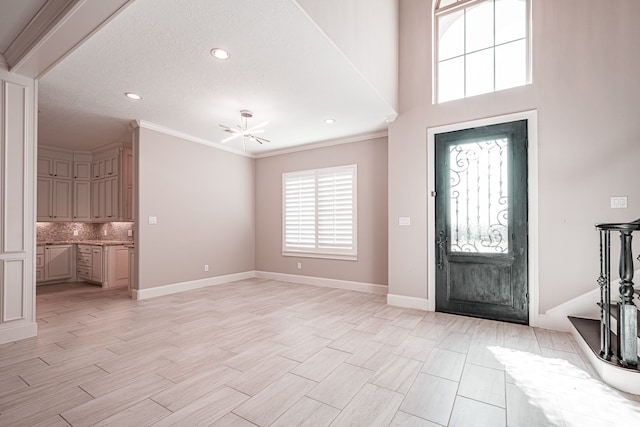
(489, 346), (640, 427)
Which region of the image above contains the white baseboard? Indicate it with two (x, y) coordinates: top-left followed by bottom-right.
(0, 321), (38, 345)
(387, 293), (430, 311)
(254, 271), (388, 294)
(132, 271), (256, 300)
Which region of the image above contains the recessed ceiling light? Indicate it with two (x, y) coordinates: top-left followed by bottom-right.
(125, 92), (142, 100)
(324, 118), (336, 124)
(211, 48), (230, 60)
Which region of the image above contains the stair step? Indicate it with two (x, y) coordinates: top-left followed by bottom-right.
(568, 316), (639, 371)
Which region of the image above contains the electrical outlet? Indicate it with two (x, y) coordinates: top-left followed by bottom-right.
(611, 196), (627, 209)
(148, 216), (157, 224)
(103, 230), (107, 236)
(204, 264), (209, 272)
(297, 262), (302, 269)
(73, 230), (79, 236)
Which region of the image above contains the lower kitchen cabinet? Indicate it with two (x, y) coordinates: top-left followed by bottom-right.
(39, 243), (129, 288)
(39, 244), (73, 283)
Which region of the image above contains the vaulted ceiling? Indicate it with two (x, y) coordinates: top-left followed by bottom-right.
(0, 0), (398, 155)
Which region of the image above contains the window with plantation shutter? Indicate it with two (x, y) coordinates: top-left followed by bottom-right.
(283, 165), (357, 259)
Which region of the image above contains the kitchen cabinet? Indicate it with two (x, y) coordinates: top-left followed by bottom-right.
(38, 157), (72, 179)
(74, 161), (91, 180)
(37, 177), (72, 221)
(73, 181), (91, 221)
(36, 246), (45, 282)
(105, 246), (129, 287)
(91, 176), (119, 220)
(76, 244), (91, 281)
(92, 155), (118, 179)
(91, 246), (103, 283)
(43, 244), (73, 282)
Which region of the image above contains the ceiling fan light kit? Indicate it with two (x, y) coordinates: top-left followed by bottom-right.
(219, 110), (270, 152)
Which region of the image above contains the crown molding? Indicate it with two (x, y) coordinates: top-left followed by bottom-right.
(0, 54), (8, 71)
(254, 130), (388, 159)
(134, 120), (255, 159)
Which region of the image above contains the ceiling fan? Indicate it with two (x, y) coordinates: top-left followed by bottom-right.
(219, 110), (270, 151)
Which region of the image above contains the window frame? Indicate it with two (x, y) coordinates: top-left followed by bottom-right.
(433, 0), (532, 104)
(282, 164), (358, 261)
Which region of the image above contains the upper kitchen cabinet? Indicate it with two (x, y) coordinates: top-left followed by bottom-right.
(37, 144), (134, 223)
(37, 148), (73, 221)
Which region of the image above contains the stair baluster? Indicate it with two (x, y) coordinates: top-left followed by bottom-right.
(598, 229), (612, 360)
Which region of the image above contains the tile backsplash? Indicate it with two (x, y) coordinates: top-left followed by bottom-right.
(37, 222), (134, 242)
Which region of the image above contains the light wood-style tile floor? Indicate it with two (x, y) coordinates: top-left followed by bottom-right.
(1, 279), (640, 426)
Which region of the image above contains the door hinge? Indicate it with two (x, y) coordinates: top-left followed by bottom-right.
(430, 191), (437, 197)
(526, 292), (530, 301)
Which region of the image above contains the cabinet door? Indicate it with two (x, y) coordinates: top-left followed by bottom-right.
(52, 179), (72, 221)
(73, 180), (91, 221)
(91, 247), (103, 283)
(53, 159), (72, 179)
(105, 176), (119, 219)
(105, 156), (118, 177)
(74, 161), (91, 180)
(92, 160), (104, 179)
(37, 177), (52, 220)
(45, 245), (73, 281)
(91, 179), (106, 220)
(38, 157), (53, 177)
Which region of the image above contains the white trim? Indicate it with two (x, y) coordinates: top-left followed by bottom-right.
(426, 110), (540, 324)
(131, 271), (255, 300)
(255, 271), (387, 295)
(0, 54), (7, 70)
(135, 120), (388, 160)
(134, 120), (254, 159)
(0, 322), (37, 345)
(254, 131), (388, 159)
(387, 294), (430, 311)
(569, 321), (640, 395)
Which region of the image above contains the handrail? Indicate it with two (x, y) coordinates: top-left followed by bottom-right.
(596, 218), (640, 231)
(596, 217), (638, 368)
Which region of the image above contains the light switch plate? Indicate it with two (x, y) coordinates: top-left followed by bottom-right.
(399, 217), (411, 226)
(611, 196), (627, 209)
(73, 230), (79, 236)
(127, 230), (133, 237)
(148, 216), (158, 224)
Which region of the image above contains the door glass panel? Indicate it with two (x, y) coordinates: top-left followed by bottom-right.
(449, 138), (509, 253)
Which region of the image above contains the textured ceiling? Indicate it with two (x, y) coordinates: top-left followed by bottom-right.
(35, 0), (396, 155)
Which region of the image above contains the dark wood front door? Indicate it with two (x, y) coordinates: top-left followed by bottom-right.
(435, 120), (529, 324)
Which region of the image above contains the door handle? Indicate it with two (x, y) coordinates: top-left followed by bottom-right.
(437, 231), (447, 270)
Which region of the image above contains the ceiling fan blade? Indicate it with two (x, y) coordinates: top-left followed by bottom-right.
(252, 135), (270, 144)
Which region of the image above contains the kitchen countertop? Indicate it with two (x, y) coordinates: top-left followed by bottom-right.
(37, 240), (133, 246)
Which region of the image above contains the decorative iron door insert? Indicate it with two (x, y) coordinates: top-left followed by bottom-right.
(435, 120), (528, 324)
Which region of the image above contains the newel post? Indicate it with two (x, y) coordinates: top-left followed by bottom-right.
(617, 230), (638, 367)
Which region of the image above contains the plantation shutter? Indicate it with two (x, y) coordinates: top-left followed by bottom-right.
(284, 173), (316, 250)
(283, 165), (357, 258)
(317, 168), (354, 251)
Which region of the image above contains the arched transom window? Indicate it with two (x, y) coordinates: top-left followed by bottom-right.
(435, 0), (531, 103)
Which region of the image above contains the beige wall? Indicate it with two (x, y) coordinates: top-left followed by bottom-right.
(256, 137), (388, 285)
(389, 0), (640, 313)
(136, 127), (255, 290)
